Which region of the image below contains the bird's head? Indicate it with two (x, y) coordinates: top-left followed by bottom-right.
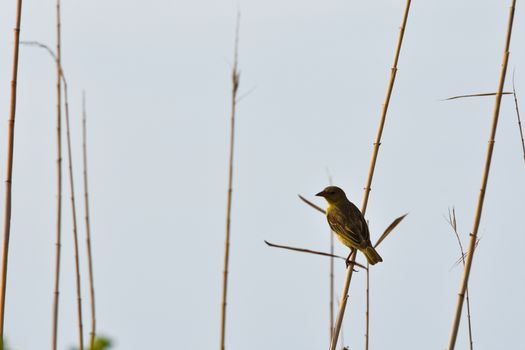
(315, 186), (347, 205)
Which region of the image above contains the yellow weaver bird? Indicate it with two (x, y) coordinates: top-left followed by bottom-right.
(316, 186), (382, 265)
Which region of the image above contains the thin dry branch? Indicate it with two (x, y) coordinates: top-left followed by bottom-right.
(447, 1), (516, 348)
(236, 86), (256, 104)
(51, 2), (63, 349)
(445, 208), (474, 350)
(220, 12), (240, 350)
(264, 240), (345, 261)
(20, 41), (57, 60)
(63, 67), (85, 350)
(364, 212), (408, 350)
(451, 238), (481, 269)
(327, 171), (335, 343)
(446, 209), (467, 264)
(365, 259), (370, 350)
(83, 92), (97, 350)
(443, 92), (512, 101)
(20, 39), (85, 350)
(0, 0), (23, 339)
(511, 72), (525, 164)
(298, 195), (326, 214)
(264, 240), (368, 270)
(329, 232), (335, 338)
(330, 2), (412, 349)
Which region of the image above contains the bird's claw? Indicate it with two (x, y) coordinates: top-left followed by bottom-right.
(345, 250), (358, 271)
(345, 258), (358, 272)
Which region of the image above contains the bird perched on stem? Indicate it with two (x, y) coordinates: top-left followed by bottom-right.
(316, 186), (382, 265)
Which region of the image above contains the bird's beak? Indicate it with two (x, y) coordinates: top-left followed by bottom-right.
(315, 190), (325, 197)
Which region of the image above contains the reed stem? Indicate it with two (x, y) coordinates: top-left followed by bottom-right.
(329, 2), (411, 348)
(447, 1), (516, 348)
(365, 263), (370, 350)
(329, 229), (334, 340)
(20, 38), (86, 350)
(82, 92), (97, 350)
(328, 174), (335, 342)
(0, 0), (23, 340)
(511, 74), (525, 164)
(447, 209), (474, 349)
(220, 13), (240, 350)
(51, 1), (63, 349)
(63, 73), (85, 350)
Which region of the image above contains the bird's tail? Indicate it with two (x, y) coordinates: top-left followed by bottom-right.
(363, 246), (383, 265)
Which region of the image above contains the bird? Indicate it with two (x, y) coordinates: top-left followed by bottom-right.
(316, 186), (383, 265)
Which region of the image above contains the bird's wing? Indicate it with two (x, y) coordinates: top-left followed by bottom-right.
(327, 207), (366, 247)
(346, 201), (372, 243)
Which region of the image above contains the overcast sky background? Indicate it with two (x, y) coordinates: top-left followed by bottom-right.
(0, 0), (524, 349)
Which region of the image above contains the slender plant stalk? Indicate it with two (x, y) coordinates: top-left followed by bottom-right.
(447, 1), (516, 348)
(298, 195), (326, 214)
(446, 209), (474, 350)
(329, 1), (411, 349)
(264, 240), (369, 268)
(0, 0), (23, 340)
(265, 240), (346, 260)
(511, 74), (525, 164)
(327, 173), (335, 342)
(464, 285), (474, 347)
(465, 288), (473, 347)
(51, 1), (63, 349)
(220, 13), (240, 350)
(20, 39), (86, 350)
(63, 70), (85, 350)
(330, 248), (355, 350)
(364, 218), (371, 350)
(329, 222), (335, 340)
(444, 92), (512, 101)
(365, 262), (370, 350)
(339, 300), (347, 350)
(359, 0), (410, 214)
(82, 92), (97, 350)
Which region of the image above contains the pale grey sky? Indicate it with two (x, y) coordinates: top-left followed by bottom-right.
(0, 0), (524, 349)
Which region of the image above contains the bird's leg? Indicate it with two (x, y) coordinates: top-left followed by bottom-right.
(345, 249), (356, 269)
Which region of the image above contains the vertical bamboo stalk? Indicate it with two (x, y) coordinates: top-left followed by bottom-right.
(82, 92), (97, 350)
(51, 1), (63, 349)
(220, 13), (240, 350)
(62, 76), (84, 350)
(0, 0), (23, 341)
(447, 1), (516, 349)
(360, 0), (410, 215)
(329, 1), (411, 349)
